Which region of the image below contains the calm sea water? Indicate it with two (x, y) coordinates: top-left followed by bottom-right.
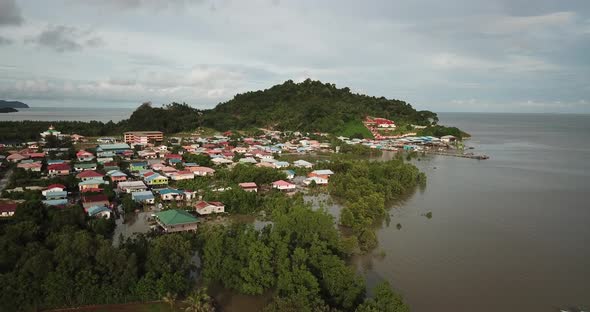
(358, 113), (590, 312)
(0, 106), (134, 122)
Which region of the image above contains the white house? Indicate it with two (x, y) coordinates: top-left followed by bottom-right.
(194, 201), (225, 215)
(304, 176), (329, 186)
(272, 180), (296, 191)
(293, 160), (313, 168)
(170, 170), (195, 181)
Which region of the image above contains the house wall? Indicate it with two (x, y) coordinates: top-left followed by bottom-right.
(164, 222), (198, 232)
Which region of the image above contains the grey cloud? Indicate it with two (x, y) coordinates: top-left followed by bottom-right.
(0, 0), (23, 26)
(30, 25), (104, 52)
(85, 0), (206, 10)
(0, 36), (13, 45)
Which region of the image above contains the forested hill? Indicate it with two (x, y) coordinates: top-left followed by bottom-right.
(202, 79), (439, 132)
(0, 100), (29, 108)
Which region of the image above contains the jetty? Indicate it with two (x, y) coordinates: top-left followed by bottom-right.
(427, 151), (489, 160)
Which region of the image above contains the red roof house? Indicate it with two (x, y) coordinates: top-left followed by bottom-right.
(0, 203), (17, 217)
(76, 170), (104, 180)
(81, 194), (109, 210)
(48, 163), (70, 176)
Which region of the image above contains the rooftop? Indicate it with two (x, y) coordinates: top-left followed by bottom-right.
(155, 209), (198, 226)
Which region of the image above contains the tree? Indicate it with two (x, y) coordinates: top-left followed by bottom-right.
(183, 287), (214, 312)
(355, 282), (409, 312)
(162, 292), (178, 312)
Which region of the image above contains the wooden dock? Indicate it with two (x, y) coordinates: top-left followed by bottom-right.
(426, 151), (489, 160)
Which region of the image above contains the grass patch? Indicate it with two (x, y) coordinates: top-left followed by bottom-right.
(336, 120), (373, 139)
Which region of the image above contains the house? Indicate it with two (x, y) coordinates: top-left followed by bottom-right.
(118, 180), (148, 193)
(96, 157), (114, 164)
(190, 166), (215, 177)
(0, 203), (17, 217)
(441, 135), (457, 143)
(17, 162), (42, 172)
(42, 184), (66, 196)
(82, 194), (110, 210)
(76, 150), (95, 162)
(129, 161), (148, 172)
(239, 157), (258, 164)
(211, 158), (233, 165)
(272, 180), (296, 191)
(74, 163), (97, 172)
(87, 205), (112, 218)
(45, 191), (68, 200)
(6, 153), (28, 163)
(293, 159), (313, 168)
(238, 182), (258, 192)
(70, 134), (86, 142)
(232, 147), (248, 154)
(47, 159), (66, 165)
(40, 125), (61, 139)
(132, 191), (155, 204)
(145, 173), (169, 186)
(48, 163), (70, 176)
(170, 170), (194, 181)
(103, 162), (120, 171)
(27, 152), (46, 159)
(42, 199), (69, 207)
(96, 137), (116, 144)
(159, 188), (185, 201)
(165, 153), (183, 165)
(194, 201), (225, 215)
(155, 209), (199, 233)
(106, 170), (128, 182)
(96, 143), (132, 157)
(159, 166), (178, 175)
(137, 150), (158, 159)
(76, 170), (104, 181)
(273, 161), (290, 169)
(304, 176), (329, 186)
(310, 169), (334, 177)
(256, 162), (275, 168)
(283, 170), (295, 180)
(124, 131), (164, 145)
(78, 178), (105, 192)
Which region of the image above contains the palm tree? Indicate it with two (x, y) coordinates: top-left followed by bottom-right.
(183, 287), (214, 312)
(162, 292), (178, 311)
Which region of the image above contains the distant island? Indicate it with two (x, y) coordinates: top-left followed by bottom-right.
(0, 100), (30, 109)
(0, 100), (29, 113)
(0, 107), (18, 113)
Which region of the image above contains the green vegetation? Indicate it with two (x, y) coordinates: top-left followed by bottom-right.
(202, 79), (438, 133)
(337, 120), (374, 139)
(328, 157), (426, 251)
(198, 197), (409, 311)
(337, 143), (383, 158)
(417, 125), (470, 139)
(0, 201), (198, 311)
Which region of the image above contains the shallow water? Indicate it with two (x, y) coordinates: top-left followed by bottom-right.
(354, 113), (590, 311)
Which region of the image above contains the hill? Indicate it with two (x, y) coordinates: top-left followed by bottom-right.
(0, 100), (29, 108)
(201, 79), (438, 133)
(0, 107), (18, 113)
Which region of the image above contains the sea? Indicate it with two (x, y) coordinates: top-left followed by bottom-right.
(357, 113), (590, 312)
(0, 106), (135, 122)
(2, 109), (589, 311)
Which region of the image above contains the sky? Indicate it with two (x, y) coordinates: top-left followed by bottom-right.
(0, 0), (589, 113)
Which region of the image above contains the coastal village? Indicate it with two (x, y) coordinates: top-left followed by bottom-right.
(0, 118), (469, 235)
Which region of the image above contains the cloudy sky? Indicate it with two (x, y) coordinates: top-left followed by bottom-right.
(0, 0), (589, 113)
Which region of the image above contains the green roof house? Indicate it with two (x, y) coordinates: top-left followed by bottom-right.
(155, 209), (199, 233)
